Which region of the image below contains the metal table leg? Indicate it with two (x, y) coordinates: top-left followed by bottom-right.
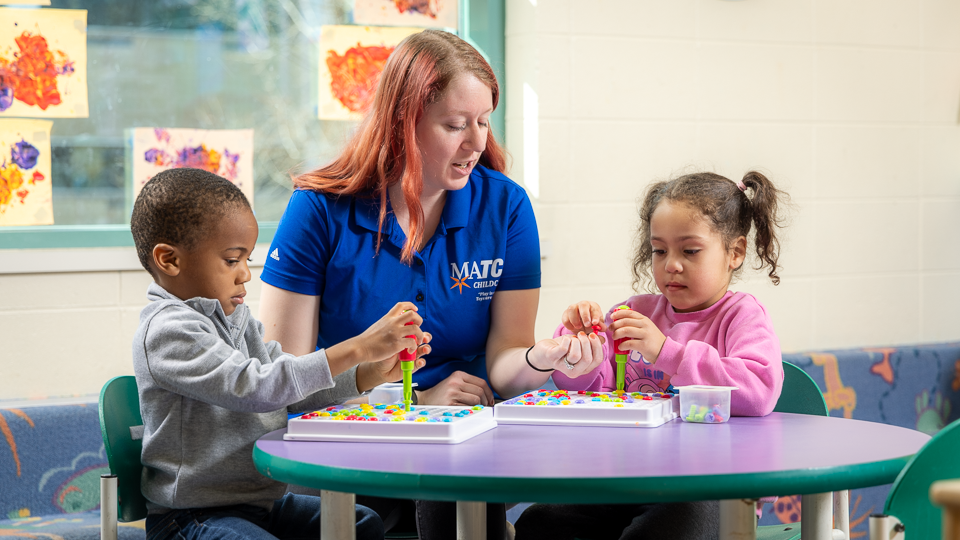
(719, 499), (757, 540)
(321, 490), (355, 540)
(457, 501), (487, 540)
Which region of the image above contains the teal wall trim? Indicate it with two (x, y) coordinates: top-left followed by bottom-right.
(463, 0), (506, 144)
(0, 222), (279, 250)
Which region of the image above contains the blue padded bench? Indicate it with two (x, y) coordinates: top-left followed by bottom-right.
(758, 342), (960, 535)
(0, 399), (144, 540)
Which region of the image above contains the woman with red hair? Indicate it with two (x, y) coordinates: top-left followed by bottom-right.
(259, 30), (548, 539)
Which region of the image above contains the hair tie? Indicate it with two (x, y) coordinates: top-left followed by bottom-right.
(736, 180), (747, 192)
(525, 346), (554, 372)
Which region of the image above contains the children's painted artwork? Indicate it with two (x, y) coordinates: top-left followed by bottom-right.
(318, 25), (422, 121)
(0, 8), (88, 118)
(0, 118), (53, 226)
(353, 0), (458, 29)
(129, 128), (255, 207)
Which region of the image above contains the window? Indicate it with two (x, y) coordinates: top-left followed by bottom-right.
(0, 0), (504, 250)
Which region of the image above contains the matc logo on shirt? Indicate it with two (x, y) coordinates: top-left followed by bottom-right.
(449, 259), (503, 300)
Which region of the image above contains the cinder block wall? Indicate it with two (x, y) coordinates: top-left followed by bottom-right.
(2, 0), (959, 399)
(505, 0), (960, 352)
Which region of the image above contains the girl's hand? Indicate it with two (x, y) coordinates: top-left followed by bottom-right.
(529, 333), (605, 378)
(609, 308), (666, 363)
(354, 302), (425, 363)
(561, 301), (607, 334)
(418, 370), (495, 407)
(371, 333), (432, 383)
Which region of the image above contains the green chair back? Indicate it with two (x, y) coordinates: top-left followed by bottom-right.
(773, 361), (828, 416)
(98, 375), (148, 522)
(883, 418), (960, 539)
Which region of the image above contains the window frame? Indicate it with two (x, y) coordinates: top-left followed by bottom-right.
(0, 0), (505, 259)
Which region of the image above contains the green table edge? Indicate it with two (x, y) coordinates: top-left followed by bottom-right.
(253, 443), (914, 504)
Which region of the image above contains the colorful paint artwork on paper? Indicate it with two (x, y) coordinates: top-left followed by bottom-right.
(0, 8), (88, 118)
(130, 128), (255, 207)
(318, 25), (422, 121)
(353, 0), (457, 29)
(0, 118), (52, 226)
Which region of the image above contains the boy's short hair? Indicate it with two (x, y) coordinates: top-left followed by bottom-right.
(131, 167), (251, 274)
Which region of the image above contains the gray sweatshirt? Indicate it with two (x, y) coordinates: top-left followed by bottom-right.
(133, 283), (362, 512)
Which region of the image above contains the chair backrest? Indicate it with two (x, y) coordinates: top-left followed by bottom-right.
(773, 361), (828, 416)
(884, 418), (960, 539)
(99, 375), (148, 522)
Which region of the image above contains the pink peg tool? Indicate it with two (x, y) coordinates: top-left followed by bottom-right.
(401, 322), (416, 411)
(613, 305), (630, 393)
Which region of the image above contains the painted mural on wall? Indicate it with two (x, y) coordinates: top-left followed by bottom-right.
(0, 8), (88, 118)
(353, 0), (457, 29)
(129, 127), (255, 207)
(318, 25), (421, 121)
(0, 118), (52, 226)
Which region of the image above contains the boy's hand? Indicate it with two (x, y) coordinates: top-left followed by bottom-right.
(355, 302), (425, 362)
(372, 333), (432, 383)
(609, 308), (666, 363)
(561, 301), (607, 334)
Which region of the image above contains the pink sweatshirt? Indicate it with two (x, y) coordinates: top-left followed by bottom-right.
(551, 291), (784, 417)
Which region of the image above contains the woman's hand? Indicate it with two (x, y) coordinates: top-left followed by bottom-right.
(609, 307), (666, 363)
(417, 371), (495, 407)
(561, 300), (607, 334)
(530, 332), (606, 378)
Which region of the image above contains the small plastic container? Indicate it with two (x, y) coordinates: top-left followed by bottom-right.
(676, 386), (737, 424)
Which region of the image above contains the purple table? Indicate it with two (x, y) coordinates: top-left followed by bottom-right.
(254, 413), (929, 540)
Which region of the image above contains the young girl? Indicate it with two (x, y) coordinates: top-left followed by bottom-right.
(515, 170), (788, 540)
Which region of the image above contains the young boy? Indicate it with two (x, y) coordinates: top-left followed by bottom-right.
(130, 167), (428, 540)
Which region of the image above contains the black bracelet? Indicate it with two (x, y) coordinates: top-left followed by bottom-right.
(525, 345), (554, 372)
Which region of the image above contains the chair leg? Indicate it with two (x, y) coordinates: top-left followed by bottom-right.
(101, 474), (118, 540)
(931, 479), (960, 540)
(833, 490), (849, 539)
(868, 514), (904, 540)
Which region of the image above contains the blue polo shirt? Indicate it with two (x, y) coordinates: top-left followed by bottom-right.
(261, 165), (541, 390)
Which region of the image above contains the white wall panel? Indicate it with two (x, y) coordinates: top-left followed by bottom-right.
(571, 39), (700, 120)
(815, 275), (921, 349)
(921, 272), (960, 342)
(699, 0), (813, 43)
(699, 43), (815, 121)
(815, 201), (920, 274)
(814, 126), (921, 199)
(814, 0), (921, 47)
(816, 48), (923, 122)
